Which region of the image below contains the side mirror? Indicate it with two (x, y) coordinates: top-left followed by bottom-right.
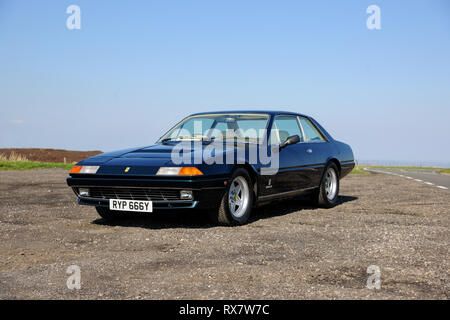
(279, 135), (300, 150)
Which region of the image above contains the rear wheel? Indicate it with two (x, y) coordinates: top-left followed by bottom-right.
(314, 163), (340, 208)
(209, 168), (253, 226)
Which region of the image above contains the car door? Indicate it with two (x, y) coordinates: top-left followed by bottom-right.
(298, 116), (331, 186)
(261, 115), (316, 196)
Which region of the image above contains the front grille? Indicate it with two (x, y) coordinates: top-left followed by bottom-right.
(78, 187), (182, 201)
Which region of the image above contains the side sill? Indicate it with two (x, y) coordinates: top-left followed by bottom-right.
(256, 187), (318, 202)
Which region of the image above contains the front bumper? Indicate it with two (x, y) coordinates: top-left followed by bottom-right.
(77, 197), (200, 210)
(67, 175), (227, 210)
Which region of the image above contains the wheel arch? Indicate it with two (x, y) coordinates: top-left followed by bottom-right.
(327, 158), (341, 176)
(232, 163), (259, 199)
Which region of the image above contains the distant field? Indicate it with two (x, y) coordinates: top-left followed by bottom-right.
(0, 148), (102, 163)
(1, 149), (449, 175)
(0, 148), (102, 171)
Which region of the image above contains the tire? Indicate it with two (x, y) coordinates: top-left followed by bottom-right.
(95, 207), (125, 220)
(209, 168), (254, 226)
(314, 162), (340, 208)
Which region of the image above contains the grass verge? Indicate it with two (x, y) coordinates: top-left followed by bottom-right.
(0, 160), (73, 171)
(350, 166), (370, 175)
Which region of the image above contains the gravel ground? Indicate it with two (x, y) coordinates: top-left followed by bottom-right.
(0, 169), (448, 299)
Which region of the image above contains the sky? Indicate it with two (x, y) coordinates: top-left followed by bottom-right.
(1, 0), (449, 165)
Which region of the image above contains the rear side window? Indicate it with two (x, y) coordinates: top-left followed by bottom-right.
(271, 115), (304, 144)
(299, 117), (325, 142)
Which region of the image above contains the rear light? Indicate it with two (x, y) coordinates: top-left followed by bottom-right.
(70, 165), (99, 174)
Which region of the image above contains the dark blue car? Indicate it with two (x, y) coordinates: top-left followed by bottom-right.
(67, 111), (354, 225)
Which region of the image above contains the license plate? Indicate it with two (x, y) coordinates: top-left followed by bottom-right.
(109, 199), (153, 213)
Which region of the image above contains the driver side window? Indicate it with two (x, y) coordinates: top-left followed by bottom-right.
(270, 115), (304, 145)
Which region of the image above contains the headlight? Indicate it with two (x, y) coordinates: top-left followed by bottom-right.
(156, 167), (182, 175)
(156, 167), (203, 176)
(70, 165), (100, 174)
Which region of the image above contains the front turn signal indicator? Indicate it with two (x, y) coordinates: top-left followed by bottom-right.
(69, 165), (99, 174)
(178, 167), (203, 176)
(70, 165), (82, 173)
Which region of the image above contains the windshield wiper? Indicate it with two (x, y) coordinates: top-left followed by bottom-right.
(185, 135), (212, 141)
(160, 138), (176, 144)
(162, 135), (212, 142)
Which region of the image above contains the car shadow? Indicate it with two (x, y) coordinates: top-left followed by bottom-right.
(92, 195), (358, 230)
(248, 195), (358, 224)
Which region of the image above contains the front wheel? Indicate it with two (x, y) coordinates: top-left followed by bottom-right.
(314, 163), (340, 208)
(209, 168), (253, 226)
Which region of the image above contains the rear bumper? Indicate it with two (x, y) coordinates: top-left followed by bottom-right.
(340, 160), (355, 178)
(67, 175), (227, 210)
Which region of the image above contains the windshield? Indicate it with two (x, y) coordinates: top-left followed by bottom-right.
(158, 113), (270, 143)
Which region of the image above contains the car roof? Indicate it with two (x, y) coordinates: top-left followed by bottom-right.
(190, 110), (309, 117)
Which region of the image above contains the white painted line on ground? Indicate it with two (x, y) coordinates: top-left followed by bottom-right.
(364, 168), (448, 190)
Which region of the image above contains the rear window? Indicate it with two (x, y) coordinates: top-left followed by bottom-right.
(299, 117), (325, 142)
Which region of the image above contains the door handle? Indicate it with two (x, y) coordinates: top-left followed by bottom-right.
(306, 149), (313, 154)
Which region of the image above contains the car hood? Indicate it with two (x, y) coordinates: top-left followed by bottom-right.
(75, 142), (235, 176)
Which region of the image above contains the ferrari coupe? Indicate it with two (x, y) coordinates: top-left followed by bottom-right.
(67, 111), (354, 225)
